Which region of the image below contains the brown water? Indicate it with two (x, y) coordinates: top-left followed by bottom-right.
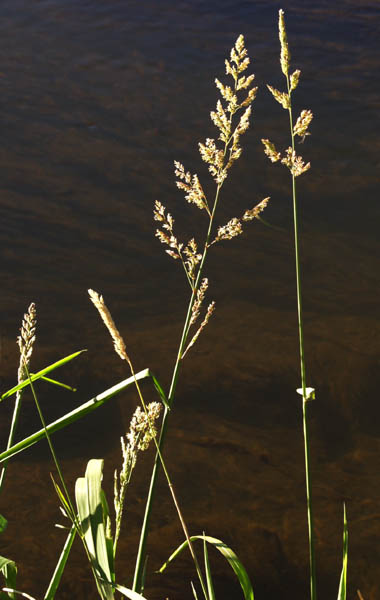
(0, 1), (380, 599)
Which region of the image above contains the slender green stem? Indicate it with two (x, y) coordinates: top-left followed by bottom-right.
(122, 365), (209, 600)
(133, 61), (243, 591)
(132, 185), (222, 593)
(24, 363), (77, 525)
(286, 75), (317, 600)
(0, 389), (24, 493)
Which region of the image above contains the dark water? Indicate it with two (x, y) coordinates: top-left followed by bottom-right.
(0, 1), (379, 599)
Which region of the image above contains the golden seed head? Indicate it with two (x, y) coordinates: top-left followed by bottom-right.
(290, 69), (301, 91)
(174, 161), (208, 211)
(17, 302), (37, 382)
(243, 197), (270, 221)
(293, 109), (313, 138)
(190, 278), (209, 325)
(267, 85), (290, 109)
(281, 147), (311, 177)
(183, 301), (216, 359)
(261, 138), (281, 162)
(88, 289), (130, 363)
(279, 9), (290, 76)
(212, 217), (243, 244)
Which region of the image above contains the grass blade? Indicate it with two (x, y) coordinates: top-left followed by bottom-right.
(159, 534), (254, 600)
(0, 557), (17, 600)
(37, 376), (77, 392)
(1, 351), (86, 401)
(191, 581), (200, 600)
(113, 583), (149, 600)
(75, 461), (114, 600)
(203, 535), (215, 600)
(0, 369), (151, 463)
(44, 525), (76, 600)
(337, 504), (348, 600)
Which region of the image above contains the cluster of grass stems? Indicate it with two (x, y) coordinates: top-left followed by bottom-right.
(0, 11), (350, 600)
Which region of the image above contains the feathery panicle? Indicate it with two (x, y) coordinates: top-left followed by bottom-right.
(88, 289), (130, 363)
(182, 302), (216, 359)
(293, 109), (313, 139)
(174, 161), (209, 212)
(200, 34), (257, 184)
(183, 238), (202, 281)
(190, 278), (208, 326)
(261, 139), (281, 162)
(114, 402), (162, 548)
(279, 9), (290, 75)
(17, 303), (36, 382)
(267, 85), (290, 109)
(243, 197), (270, 221)
(154, 200), (184, 260)
(198, 138), (226, 184)
(212, 217), (243, 244)
(212, 197), (270, 245)
(281, 147), (310, 177)
(264, 11), (312, 175)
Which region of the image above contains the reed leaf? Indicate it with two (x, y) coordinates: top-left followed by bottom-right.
(1, 351), (85, 402)
(0, 369), (153, 463)
(112, 583), (149, 600)
(159, 535), (254, 600)
(75, 460), (114, 600)
(44, 525), (76, 600)
(337, 504), (348, 600)
(0, 557), (17, 600)
(203, 535), (215, 600)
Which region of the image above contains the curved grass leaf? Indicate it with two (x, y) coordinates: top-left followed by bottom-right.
(0, 369), (151, 463)
(37, 376), (76, 392)
(1, 351), (85, 402)
(337, 504), (348, 600)
(203, 535), (215, 600)
(159, 535), (254, 600)
(0, 556), (17, 600)
(150, 373), (169, 410)
(113, 583), (149, 600)
(75, 460), (113, 600)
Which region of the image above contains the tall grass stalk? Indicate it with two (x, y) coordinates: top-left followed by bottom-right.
(132, 36), (267, 593)
(262, 9), (315, 600)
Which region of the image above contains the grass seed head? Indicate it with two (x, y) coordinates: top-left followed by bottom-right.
(88, 289), (130, 363)
(17, 302), (37, 382)
(279, 9), (290, 76)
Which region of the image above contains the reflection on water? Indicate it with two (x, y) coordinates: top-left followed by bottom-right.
(0, 1), (380, 599)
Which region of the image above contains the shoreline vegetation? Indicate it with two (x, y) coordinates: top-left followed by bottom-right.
(0, 10), (356, 600)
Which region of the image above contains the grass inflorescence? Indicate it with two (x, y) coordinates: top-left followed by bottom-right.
(0, 10), (350, 600)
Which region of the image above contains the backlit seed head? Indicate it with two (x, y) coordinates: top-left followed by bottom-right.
(261, 139), (281, 162)
(281, 147), (311, 177)
(290, 69), (301, 91)
(294, 109), (313, 138)
(243, 197), (270, 221)
(279, 9), (290, 76)
(17, 302), (37, 382)
(267, 85), (290, 109)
